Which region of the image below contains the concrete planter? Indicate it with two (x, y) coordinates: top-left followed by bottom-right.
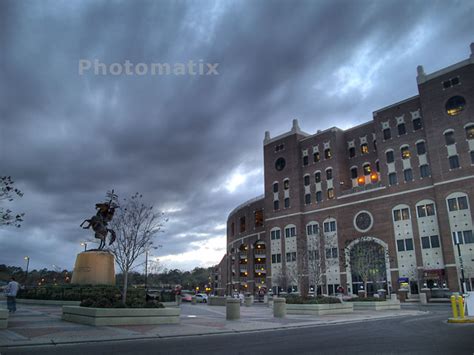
(208, 296), (227, 306)
(286, 302), (353, 315)
(352, 300), (401, 311)
(0, 309), (8, 329)
(17, 299), (81, 306)
(62, 306), (180, 326)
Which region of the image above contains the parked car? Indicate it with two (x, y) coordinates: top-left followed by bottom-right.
(181, 293), (193, 302)
(195, 293), (208, 303)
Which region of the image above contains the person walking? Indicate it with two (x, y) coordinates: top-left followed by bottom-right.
(5, 276), (20, 313)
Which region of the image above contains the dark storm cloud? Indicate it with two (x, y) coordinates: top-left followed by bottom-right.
(1, 0), (473, 270)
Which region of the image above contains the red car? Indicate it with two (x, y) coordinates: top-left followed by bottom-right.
(181, 293), (193, 302)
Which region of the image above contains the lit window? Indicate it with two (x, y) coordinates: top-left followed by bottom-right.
(416, 141), (426, 155)
(398, 123), (406, 136)
(420, 164), (430, 178)
(313, 151), (320, 163)
(446, 96), (466, 116)
(349, 147), (355, 158)
(386, 151), (394, 163)
(326, 169), (333, 180)
(465, 125), (474, 140)
(449, 155), (460, 169)
(383, 128), (391, 140)
(413, 118), (422, 131)
(404, 169), (413, 182)
(401, 146), (410, 159)
(254, 209), (264, 228)
(361, 143), (369, 154)
(325, 148), (332, 159)
(327, 188), (334, 199)
(444, 131), (455, 145)
(350, 167), (358, 179)
(314, 172), (321, 183)
(363, 164), (371, 176)
(388, 173), (397, 186)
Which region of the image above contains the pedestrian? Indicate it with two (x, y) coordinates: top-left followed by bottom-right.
(5, 276), (20, 313)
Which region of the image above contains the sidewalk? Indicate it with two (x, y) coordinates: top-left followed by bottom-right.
(0, 302), (428, 349)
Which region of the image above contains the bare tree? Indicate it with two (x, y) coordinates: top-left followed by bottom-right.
(110, 192), (166, 303)
(1, 176), (24, 227)
(304, 233), (324, 296)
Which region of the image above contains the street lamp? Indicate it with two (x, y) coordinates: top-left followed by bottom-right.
(81, 242), (87, 252)
(24, 256), (30, 286)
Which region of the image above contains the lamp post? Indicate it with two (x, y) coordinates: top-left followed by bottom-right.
(80, 242), (87, 252)
(24, 256), (30, 286)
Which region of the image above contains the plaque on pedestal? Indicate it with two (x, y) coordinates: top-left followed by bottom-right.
(71, 250), (115, 285)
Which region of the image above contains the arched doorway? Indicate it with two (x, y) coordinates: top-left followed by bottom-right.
(345, 237), (391, 296)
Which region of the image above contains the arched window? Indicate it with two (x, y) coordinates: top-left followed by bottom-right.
(323, 218), (337, 233)
(363, 163), (371, 176)
(401, 145), (410, 159)
(306, 222), (319, 236)
(444, 130), (455, 145)
(361, 143), (369, 154)
(314, 171), (321, 183)
(350, 167), (358, 179)
(273, 182), (278, 193)
(416, 199), (436, 218)
(392, 204), (411, 221)
(284, 225), (297, 238)
(326, 168), (333, 180)
(465, 124), (474, 140)
(270, 228), (281, 240)
(445, 96), (466, 116)
(283, 179), (290, 190)
(325, 148), (332, 159)
(304, 174), (310, 186)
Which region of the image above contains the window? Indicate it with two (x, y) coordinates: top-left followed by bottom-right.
(376, 161), (380, 172)
(386, 150), (394, 163)
(273, 182), (278, 193)
(307, 224), (319, 236)
(303, 155), (309, 166)
(383, 128), (391, 140)
(240, 217), (246, 233)
(449, 155), (460, 169)
(305, 194), (311, 205)
(397, 239), (405, 252)
(284, 179), (290, 190)
(327, 188), (334, 199)
(430, 235), (440, 248)
(350, 167), (358, 179)
(453, 231), (463, 245)
(286, 252), (296, 262)
(326, 169), (332, 180)
(316, 191), (322, 202)
(270, 229), (281, 240)
(398, 123), (406, 136)
(421, 236), (430, 249)
(308, 250), (319, 261)
(349, 147), (355, 158)
(466, 125), (474, 140)
(420, 164), (430, 178)
(404, 169), (413, 182)
(254, 210), (264, 227)
(284, 197), (290, 208)
(464, 230), (474, 244)
(405, 239), (414, 251)
(389, 173), (397, 186)
(285, 226), (296, 238)
(413, 118), (422, 131)
(417, 203), (435, 218)
(273, 200), (279, 210)
(448, 196), (469, 211)
(373, 140), (377, 151)
(416, 141), (426, 155)
(325, 247), (338, 259)
(446, 96), (466, 116)
(313, 151), (320, 163)
(363, 164), (371, 176)
(275, 144), (284, 152)
(325, 148), (332, 159)
(393, 208), (410, 221)
(271, 254), (282, 263)
(444, 131), (456, 145)
(361, 143), (369, 154)
(401, 146), (410, 159)
(315, 172), (321, 183)
(323, 221), (336, 233)
(304, 175), (310, 186)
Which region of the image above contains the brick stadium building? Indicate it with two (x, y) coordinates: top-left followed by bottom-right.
(216, 44), (474, 298)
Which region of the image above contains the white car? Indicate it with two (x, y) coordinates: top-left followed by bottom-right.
(195, 293), (208, 303)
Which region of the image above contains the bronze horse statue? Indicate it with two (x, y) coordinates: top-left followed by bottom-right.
(80, 200), (118, 250)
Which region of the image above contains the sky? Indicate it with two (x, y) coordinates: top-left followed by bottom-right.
(1, 0), (473, 273)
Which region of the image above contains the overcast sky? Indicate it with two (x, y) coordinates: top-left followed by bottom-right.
(1, 0), (473, 273)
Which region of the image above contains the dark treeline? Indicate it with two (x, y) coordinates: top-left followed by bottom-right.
(0, 264), (214, 291)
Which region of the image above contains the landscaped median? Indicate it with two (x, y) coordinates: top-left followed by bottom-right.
(349, 299), (401, 311)
(282, 295), (354, 316)
(62, 306), (180, 326)
(17, 299), (80, 306)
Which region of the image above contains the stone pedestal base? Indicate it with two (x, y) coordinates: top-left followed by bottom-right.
(71, 251), (115, 285)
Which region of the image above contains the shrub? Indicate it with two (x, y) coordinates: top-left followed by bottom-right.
(284, 295), (342, 304)
(347, 297), (386, 302)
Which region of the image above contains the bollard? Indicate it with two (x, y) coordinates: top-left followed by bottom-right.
(226, 298), (240, 320)
(244, 295), (254, 307)
(457, 295), (465, 319)
(451, 295), (458, 318)
(273, 297), (286, 318)
(419, 292), (427, 305)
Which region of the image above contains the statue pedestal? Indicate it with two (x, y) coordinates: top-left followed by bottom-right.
(71, 251), (115, 285)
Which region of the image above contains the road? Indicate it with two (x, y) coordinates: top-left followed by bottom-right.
(2, 305), (473, 355)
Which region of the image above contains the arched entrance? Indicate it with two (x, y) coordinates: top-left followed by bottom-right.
(345, 237), (391, 296)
